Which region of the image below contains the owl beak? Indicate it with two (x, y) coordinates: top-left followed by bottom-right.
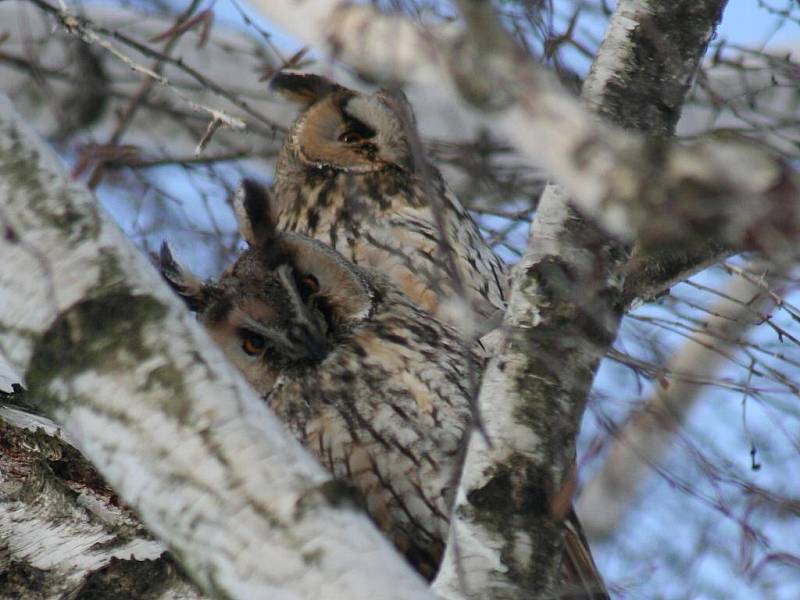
(284, 317), (329, 363)
(298, 330), (328, 362)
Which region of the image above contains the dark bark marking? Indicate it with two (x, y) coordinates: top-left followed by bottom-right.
(25, 291), (190, 421)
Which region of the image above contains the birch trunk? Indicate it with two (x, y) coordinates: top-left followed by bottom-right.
(0, 397), (206, 599)
(0, 93), (432, 600)
(434, 1), (728, 597)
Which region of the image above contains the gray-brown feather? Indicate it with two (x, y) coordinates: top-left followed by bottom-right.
(168, 230), (475, 577)
(269, 75), (509, 330)
(270, 276), (474, 577)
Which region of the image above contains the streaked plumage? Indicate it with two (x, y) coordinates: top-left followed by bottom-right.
(266, 71), (508, 333)
(161, 181), (475, 576)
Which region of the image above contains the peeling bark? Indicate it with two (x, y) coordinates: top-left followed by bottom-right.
(0, 406), (204, 599)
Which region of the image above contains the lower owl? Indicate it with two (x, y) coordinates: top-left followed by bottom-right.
(160, 181), (607, 596)
(161, 180), (476, 576)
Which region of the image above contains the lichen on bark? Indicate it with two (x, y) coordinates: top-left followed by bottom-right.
(464, 453), (564, 592)
(0, 410), (203, 599)
(0, 126), (101, 246)
(25, 291), (189, 418)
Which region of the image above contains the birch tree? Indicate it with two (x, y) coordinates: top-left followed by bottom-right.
(1, 1), (799, 598)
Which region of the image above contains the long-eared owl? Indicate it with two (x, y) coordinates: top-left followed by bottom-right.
(161, 179), (475, 577)
(265, 71), (508, 334)
(159, 182), (608, 598)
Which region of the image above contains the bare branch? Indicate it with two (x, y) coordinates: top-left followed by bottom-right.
(622, 242), (733, 309)
(578, 263), (776, 538)
(0, 1), (286, 157)
(250, 0), (798, 258)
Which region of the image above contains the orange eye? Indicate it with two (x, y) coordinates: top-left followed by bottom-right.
(298, 274), (320, 299)
(241, 332), (266, 356)
(338, 131), (364, 144)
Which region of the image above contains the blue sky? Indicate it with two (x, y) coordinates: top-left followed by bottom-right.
(718, 0), (799, 46)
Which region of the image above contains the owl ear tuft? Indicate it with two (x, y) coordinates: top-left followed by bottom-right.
(377, 87), (417, 129)
(269, 71), (342, 105)
(234, 178), (276, 247)
(159, 242), (208, 312)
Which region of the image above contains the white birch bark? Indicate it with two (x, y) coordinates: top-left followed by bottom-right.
(2, 2), (793, 598)
(433, 1), (729, 598)
(0, 404), (206, 599)
(0, 354), (20, 393)
(0, 93), (433, 600)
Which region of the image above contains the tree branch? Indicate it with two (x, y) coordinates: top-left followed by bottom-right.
(0, 1), (284, 155)
(250, 0), (798, 258)
(621, 241), (733, 309)
(0, 404), (206, 599)
(0, 93), (433, 600)
(433, 1), (729, 597)
(0, 2), (492, 172)
(577, 263), (776, 537)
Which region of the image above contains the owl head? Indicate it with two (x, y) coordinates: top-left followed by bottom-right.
(160, 179), (376, 394)
(271, 71), (417, 174)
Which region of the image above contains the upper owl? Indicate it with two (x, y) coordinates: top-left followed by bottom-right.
(267, 71), (508, 334)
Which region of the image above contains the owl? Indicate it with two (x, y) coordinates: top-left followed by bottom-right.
(159, 182), (608, 597)
(161, 179), (475, 577)
(265, 71), (509, 335)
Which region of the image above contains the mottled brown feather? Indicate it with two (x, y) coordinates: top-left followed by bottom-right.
(268, 73), (508, 332)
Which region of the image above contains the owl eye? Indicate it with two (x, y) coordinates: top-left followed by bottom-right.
(241, 331), (267, 356)
(338, 131), (365, 144)
(336, 119), (376, 145)
(296, 273), (320, 301)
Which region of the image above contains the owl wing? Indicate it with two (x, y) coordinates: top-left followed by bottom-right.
(562, 508), (610, 600)
(269, 290), (475, 579)
(367, 198), (508, 328)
